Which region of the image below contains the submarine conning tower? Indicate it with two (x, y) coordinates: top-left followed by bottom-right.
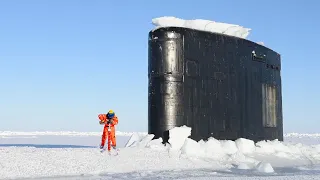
(148, 26), (283, 143)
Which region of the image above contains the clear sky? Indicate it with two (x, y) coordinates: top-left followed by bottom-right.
(0, 1), (319, 133)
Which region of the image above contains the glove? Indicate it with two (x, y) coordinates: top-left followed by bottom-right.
(108, 119), (113, 124)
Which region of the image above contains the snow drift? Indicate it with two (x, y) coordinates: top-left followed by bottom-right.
(152, 16), (251, 39)
(126, 125), (320, 173)
(1, 125), (320, 179)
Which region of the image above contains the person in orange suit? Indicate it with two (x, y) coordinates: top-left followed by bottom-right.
(98, 110), (118, 150)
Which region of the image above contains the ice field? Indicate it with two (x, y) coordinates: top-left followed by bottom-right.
(0, 126), (320, 179)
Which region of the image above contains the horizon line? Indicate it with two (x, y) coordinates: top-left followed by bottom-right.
(0, 131), (320, 138)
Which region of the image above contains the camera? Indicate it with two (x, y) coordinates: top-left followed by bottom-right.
(106, 119), (112, 124)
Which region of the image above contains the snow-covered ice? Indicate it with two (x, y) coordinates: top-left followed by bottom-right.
(168, 125), (191, 150)
(1, 127), (320, 179)
(152, 16), (251, 39)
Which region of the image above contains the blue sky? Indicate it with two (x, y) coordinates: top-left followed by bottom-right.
(0, 1), (319, 133)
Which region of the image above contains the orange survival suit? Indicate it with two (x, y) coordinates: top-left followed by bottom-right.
(98, 110), (118, 149)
